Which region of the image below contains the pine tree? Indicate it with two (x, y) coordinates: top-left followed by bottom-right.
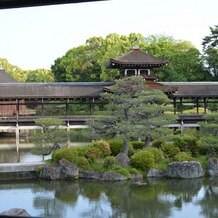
(87, 76), (174, 156)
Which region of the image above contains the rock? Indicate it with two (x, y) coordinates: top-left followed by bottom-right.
(0, 208), (30, 216)
(39, 164), (63, 180)
(39, 158), (79, 180)
(130, 173), (143, 183)
(166, 161), (204, 179)
(147, 168), (165, 178)
(207, 158), (218, 177)
(130, 173), (146, 186)
(59, 159), (79, 179)
(116, 153), (130, 167)
(101, 172), (127, 181)
(79, 170), (102, 179)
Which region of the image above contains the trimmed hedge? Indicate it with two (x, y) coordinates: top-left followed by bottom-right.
(131, 141), (144, 150)
(131, 149), (154, 171)
(52, 147), (78, 163)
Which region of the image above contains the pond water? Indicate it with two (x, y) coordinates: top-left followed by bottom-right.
(0, 136), (88, 163)
(0, 178), (217, 218)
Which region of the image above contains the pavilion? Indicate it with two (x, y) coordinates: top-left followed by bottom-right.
(106, 47), (218, 116)
(0, 47), (217, 126)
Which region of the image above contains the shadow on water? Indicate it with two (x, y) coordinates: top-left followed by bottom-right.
(0, 178), (217, 218)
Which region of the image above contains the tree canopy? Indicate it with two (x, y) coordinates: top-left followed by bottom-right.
(86, 76), (174, 155)
(0, 58), (54, 82)
(202, 25), (218, 81)
(51, 33), (210, 82)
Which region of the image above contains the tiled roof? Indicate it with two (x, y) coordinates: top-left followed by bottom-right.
(161, 82), (218, 98)
(107, 47), (168, 69)
(0, 68), (18, 83)
(0, 82), (114, 100)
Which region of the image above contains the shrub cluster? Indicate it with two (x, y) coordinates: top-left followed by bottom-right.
(85, 140), (111, 162)
(107, 138), (134, 156)
(131, 141), (144, 150)
(173, 135), (199, 157)
(174, 152), (194, 162)
(161, 143), (180, 159)
(131, 149), (155, 171)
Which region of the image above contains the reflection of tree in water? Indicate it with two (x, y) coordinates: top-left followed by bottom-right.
(33, 180), (80, 217)
(196, 178), (218, 218)
(32, 178), (217, 218)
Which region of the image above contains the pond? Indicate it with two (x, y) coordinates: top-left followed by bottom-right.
(0, 178), (217, 218)
(0, 136), (88, 163)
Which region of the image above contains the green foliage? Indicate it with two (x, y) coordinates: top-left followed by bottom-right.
(112, 166), (130, 178)
(194, 155), (208, 169)
(146, 147), (165, 163)
(152, 139), (165, 149)
(174, 152), (194, 162)
(25, 69), (54, 82)
(131, 141), (145, 150)
(85, 140), (111, 162)
(202, 25), (218, 81)
(107, 138), (124, 156)
(198, 136), (218, 157)
(74, 157), (89, 170)
(107, 138), (134, 157)
(131, 149), (155, 171)
(52, 147), (78, 163)
(161, 143), (180, 159)
(35, 117), (63, 128)
(173, 135), (199, 157)
(87, 76), (173, 156)
(103, 156), (117, 169)
(51, 33), (208, 82)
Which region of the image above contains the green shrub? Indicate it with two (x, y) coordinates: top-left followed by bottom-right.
(113, 166), (130, 177)
(85, 140), (111, 162)
(161, 143), (180, 159)
(52, 147), (78, 163)
(108, 138), (134, 157)
(173, 129), (182, 135)
(103, 156), (117, 169)
(128, 168), (139, 175)
(146, 147), (165, 163)
(131, 141), (144, 150)
(173, 135), (199, 157)
(74, 145), (88, 156)
(174, 152), (194, 162)
(107, 138), (123, 156)
(199, 136), (218, 157)
(74, 157), (89, 169)
(152, 139), (165, 149)
(131, 149), (154, 171)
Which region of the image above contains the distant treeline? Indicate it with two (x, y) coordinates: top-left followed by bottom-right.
(1, 25), (217, 82)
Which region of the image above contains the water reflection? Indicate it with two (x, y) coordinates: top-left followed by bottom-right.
(0, 136), (88, 163)
(0, 178), (217, 218)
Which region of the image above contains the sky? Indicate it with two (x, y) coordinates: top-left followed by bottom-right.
(0, 0), (217, 70)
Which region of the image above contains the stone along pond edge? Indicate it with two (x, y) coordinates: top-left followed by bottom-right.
(0, 158), (217, 182)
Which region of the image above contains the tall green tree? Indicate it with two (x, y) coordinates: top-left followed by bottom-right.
(51, 33), (208, 82)
(87, 76), (174, 155)
(25, 69), (54, 82)
(202, 25), (218, 81)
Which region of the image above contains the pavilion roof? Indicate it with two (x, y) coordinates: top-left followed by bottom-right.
(0, 82), (114, 100)
(0, 68), (18, 83)
(161, 82), (218, 98)
(107, 47), (168, 69)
